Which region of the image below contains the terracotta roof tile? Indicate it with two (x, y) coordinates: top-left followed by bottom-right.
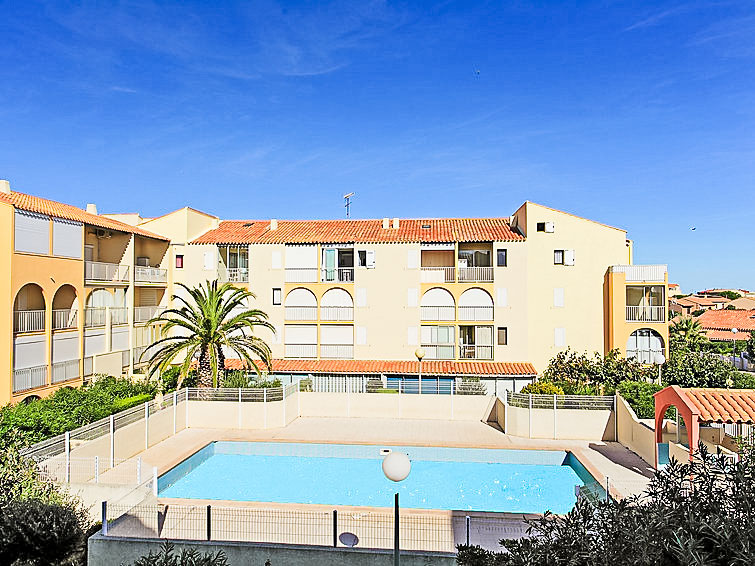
(0, 191), (169, 241)
(697, 309), (755, 333)
(684, 388), (755, 424)
(191, 218), (524, 245)
(224, 358), (536, 376)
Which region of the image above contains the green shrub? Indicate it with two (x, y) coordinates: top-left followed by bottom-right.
(299, 378), (313, 392)
(520, 381), (565, 395)
(541, 349), (653, 388)
(112, 393), (152, 412)
(160, 366), (198, 391)
(374, 388), (398, 394)
(617, 380), (662, 419)
(221, 371), (251, 388)
(733, 371), (755, 389)
(130, 541), (228, 566)
(456, 378), (487, 395)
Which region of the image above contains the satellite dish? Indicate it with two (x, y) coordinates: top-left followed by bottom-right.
(339, 532), (359, 547)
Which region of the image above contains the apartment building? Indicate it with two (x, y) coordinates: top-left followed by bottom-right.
(1, 181), (170, 405)
(2, 181), (669, 402)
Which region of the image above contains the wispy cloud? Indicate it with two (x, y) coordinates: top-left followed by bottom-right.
(624, 5), (690, 31)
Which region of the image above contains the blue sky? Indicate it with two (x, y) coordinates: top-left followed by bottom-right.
(0, 1), (753, 292)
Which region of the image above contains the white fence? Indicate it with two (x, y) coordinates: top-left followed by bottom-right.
(13, 364), (48, 393)
(53, 308), (78, 330)
(625, 305), (665, 323)
(420, 266), (455, 283)
(458, 266), (493, 282)
(14, 310), (45, 333)
(135, 266), (167, 283)
(85, 261), (130, 282)
(320, 306), (354, 321)
(284, 306), (317, 320)
(458, 305), (494, 321)
(52, 359), (79, 384)
(420, 305), (455, 321)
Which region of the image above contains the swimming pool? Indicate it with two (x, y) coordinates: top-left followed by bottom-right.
(158, 442), (597, 514)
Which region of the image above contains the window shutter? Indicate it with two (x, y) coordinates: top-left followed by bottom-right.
(554, 327), (566, 347)
(356, 326), (367, 345)
(407, 326), (418, 346)
(407, 249), (419, 269)
(496, 288), (508, 307)
(52, 219), (83, 258)
(356, 288), (368, 307)
(554, 288), (565, 307)
(271, 251), (282, 269)
(203, 250), (215, 270)
(366, 250), (376, 268)
(14, 210), (50, 254)
(407, 288), (418, 307)
(564, 250), (576, 266)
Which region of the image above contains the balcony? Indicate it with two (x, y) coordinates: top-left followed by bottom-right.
(13, 364), (47, 393)
(626, 305), (666, 323)
(321, 268), (354, 283)
(52, 309), (78, 330)
(458, 344), (494, 360)
(457, 266), (493, 283)
(135, 266), (167, 284)
(285, 306), (318, 321)
(111, 307), (129, 325)
(285, 268), (319, 283)
(320, 344), (354, 359)
(135, 306), (164, 323)
(420, 266), (455, 283)
(52, 359), (79, 384)
(320, 306), (354, 321)
(84, 307), (107, 328)
(133, 345), (150, 367)
(458, 305), (494, 321)
(611, 265), (667, 283)
(421, 343), (455, 360)
(85, 261), (129, 284)
(420, 305), (455, 321)
(14, 310), (45, 333)
(222, 267), (249, 283)
(285, 344), (317, 358)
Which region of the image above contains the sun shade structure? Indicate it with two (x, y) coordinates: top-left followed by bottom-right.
(654, 385), (755, 467)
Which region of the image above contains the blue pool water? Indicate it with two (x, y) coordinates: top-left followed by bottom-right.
(158, 442), (595, 514)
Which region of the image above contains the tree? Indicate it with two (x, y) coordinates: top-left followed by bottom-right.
(669, 317), (707, 350)
(540, 349), (653, 390)
(457, 444), (755, 565)
(663, 336), (738, 388)
(747, 331), (755, 362)
(145, 281), (274, 388)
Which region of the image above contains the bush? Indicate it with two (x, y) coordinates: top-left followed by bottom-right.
(617, 380), (662, 419)
(111, 393), (153, 412)
(520, 381), (565, 395)
(733, 371), (755, 389)
(662, 346), (738, 388)
(541, 349), (653, 388)
(456, 378), (487, 395)
(160, 367), (198, 391)
(130, 541), (228, 566)
(221, 371), (251, 388)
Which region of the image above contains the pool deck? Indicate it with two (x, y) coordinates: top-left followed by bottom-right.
(124, 416), (653, 500)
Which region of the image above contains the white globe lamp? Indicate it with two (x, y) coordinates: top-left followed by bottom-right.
(382, 452), (411, 482)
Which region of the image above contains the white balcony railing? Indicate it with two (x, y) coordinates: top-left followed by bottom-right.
(420, 305), (455, 321)
(135, 266), (168, 283)
(320, 344), (354, 359)
(133, 345), (149, 366)
(285, 344), (317, 358)
(111, 307), (129, 325)
(52, 309), (78, 330)
(421, 344), (455, 360)
(120, 349), (131, 368)
(285, 268), (319, 283)
(13, 364), (47, 393)
(420, 266), (455, 283)
(458, 344), (494, 360)
(320, 306), (354, 321)
(135, 306), (164, 323)
(14, 310), (45, 333)
(85, 261), (129, 283)
(285, 306), (318, 321)
(223, 268), (249, 283)
(83, 356), (94, 377)
(627, 348), (665, 365)
(626, 305), (666, 323)
(320, 268), (354, 283)
(458, 305), (494, 321)
(610, 265), (667, 283)
(457, 266), (494, 283)
(52, 359), (79, 384)
(84, 308), (107, 328)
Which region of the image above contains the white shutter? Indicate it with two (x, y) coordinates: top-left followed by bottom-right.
(285, 245), (317, 268)
(271, 251), (282, 269)
(407, 249), (419, 269)
(14, 210), (50, 254)
(564, 250), (576, 266)
(366, 250), (376, 268)
(496, 288), (508, 307)
(52, 219), (83, 258)
(321, 325), (353, 345)
(553, 288), (565, 308)
(407, 326), (418, 346)
(285, 324), (317, 344)
(356, 288), (368, 307)
(356, 326), (367, 345)
(203, 250), (215, 270)
(476, 326), (493, 345)
(407, 288), (418, 307)
(554, 327), (566, 347)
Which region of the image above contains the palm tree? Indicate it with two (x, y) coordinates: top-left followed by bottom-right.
(143, 281), (274, 388)
(670, 316), (706, 350)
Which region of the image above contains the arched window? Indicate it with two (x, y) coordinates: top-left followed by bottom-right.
(13, 284), (45, 333)
(52, 285), (78, 330)
(285, 288), (317, 320)
(420, 288), (455, 321)
(458, 288), (494, 321)
(321, 288), (354, 321)
(627, 329), (665, 364)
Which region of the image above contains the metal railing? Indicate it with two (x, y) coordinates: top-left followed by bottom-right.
(111, 307), (129, 325)
(52, 309), (78, 330)
(133, 345), (149, 366)
(284, 306), (318, 321)
(320, 306), (354, 321)
(13, 364), (48, 393)
(85, 261), (129, 283)
(85, 308), (107, 327)
(458, 344), (493, 360)
(285, 344), (317, 358)
(421, 344), (455, 360)
(610, 264), (667, 283)
(285, 268), (319, 283)
(119, 350), (131, 369)
(625, 305), (665, 323)
(506, 391), (615, 410)
(52, 359), (79, 384)
(457, 266), (493, 283)
(319, 344), (354, 359)
(626, 349), (665, 364)
(320, 267), (354, 283)
(135, 266), (167, 283)
(134, 306), (164, 323)
(223, 267), (249, 283)
(458, 305), (494, 321)
(83, 356), (94, 377)
(420, 266), (455, 283)
(14, 310), (45, 333)
(420, 305), (455, 321)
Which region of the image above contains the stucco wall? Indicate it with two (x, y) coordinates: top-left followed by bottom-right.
(503, 402), (615, 441)
(615, 395), (656, 466)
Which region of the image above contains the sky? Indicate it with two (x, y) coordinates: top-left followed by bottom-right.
(0, 1), (753, 292)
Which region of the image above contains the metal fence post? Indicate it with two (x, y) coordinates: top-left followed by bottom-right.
(102, 501), (108, 536)
(605, 476), (610, 502)
(238, 388), (242, 429)
(109, 415), (115, 468)
(152, 467), (158, 497)
(263, 388), (268, 429)
(95, 456), (99, 483)
(553, 394), (557, 440)
(206, 505), (212, 541)
(465, 515), (470, 545)
(282, 383), (286, 425)
(528, 394), (533, 438)
(185, 387), (189, 428)
(144, 401), (149, 450)
(137, 456), (141, 484)
(347, 376), (351, 417)
(333, 509), (338, 547)
(64, 432), (70, 483)
(297, 378), (301, 416)
(504, 390), (509, 433)
(450, 378), (455, 420)
(173, 390), (177, 435)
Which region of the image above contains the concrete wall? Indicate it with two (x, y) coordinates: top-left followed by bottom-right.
(615, 395), (656, 466)
(504, 403), (615, 441)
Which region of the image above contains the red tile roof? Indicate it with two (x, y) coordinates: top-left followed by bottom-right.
(683, 388), (755, 424)
(224, 358), (536, 376)
(0, 191), (169, 241)
(191, 218), (524, 245)
(697, 309), (755, 333)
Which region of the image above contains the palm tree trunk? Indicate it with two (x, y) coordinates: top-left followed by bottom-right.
(217, 346), (226, 388)
(198, 346), (213, 388)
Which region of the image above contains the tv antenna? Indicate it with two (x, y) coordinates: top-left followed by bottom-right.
(343, 192), (355, 218)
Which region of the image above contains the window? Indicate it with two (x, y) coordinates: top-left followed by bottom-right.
(175, 255), (184, 269)
(496, 249), (507, 267)
(554, 250), (564, 265)
(497, 327), (508, 345)
(537, 222), (546, 232)
(203, 251), (214, 270)
(272, 288), (281, 305)
(357, 250), (367, 267)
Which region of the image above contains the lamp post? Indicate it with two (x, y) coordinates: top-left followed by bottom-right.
(415, 347), (425, 395)
(732, 328), (739, 358)
(383, 452), (411, 566)
(654, 353), (666, 386)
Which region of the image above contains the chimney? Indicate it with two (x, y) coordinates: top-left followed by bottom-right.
(0, 179), (10, 194)
(382, 217), (390, 229)
(270, 219), (278, 230)
(392, 217), (400, 229)
(86, 203), (98, 215)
